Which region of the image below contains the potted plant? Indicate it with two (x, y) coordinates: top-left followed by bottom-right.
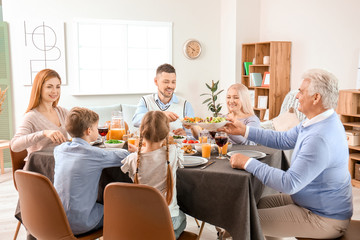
(200, 80), (224, 117)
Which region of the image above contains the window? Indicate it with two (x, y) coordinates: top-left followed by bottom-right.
(73, 19), (172, 95)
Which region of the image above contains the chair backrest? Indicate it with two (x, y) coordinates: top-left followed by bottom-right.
(104, 182), (176, 240)
(15, 170), (76, 240)
(9, 146), (27, 190)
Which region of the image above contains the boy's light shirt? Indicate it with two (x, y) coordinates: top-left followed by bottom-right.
(243, 109), (334, 169)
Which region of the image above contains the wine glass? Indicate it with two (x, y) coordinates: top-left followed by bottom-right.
(215, 132), (228, 159)
(209, 131), (217, 144)
(97, 126), (109, 147)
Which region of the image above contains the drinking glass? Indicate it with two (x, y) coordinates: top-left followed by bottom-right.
(98, 126), (109, 147)
(209, 131), (217, 144)
(215, 132), (228, 159)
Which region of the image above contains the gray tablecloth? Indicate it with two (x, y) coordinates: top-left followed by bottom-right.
(177, 145), (287, 240)
(15, 144), (287, 240)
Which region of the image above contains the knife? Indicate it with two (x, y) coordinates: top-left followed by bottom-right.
(200, 161), (215, 170)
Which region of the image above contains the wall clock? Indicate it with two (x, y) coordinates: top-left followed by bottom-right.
(183, 39), (202, 59)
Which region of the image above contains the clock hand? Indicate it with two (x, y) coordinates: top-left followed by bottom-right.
(189, 46), (195, 51)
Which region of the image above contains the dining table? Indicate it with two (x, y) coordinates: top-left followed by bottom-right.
(15, 143), (288, 240)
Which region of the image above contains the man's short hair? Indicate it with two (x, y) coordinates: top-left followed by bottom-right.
(156, 63), (176, 75)
(302, 69), (339, 109)
(66, 107), (99, 138)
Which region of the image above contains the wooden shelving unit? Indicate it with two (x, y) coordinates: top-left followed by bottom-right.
(337, 89), (360, 188)
(241, 41), (291, 120)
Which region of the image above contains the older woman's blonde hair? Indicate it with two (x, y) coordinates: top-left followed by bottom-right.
(227, 83), (255, 115)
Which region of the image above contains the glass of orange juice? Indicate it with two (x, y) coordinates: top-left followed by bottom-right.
(220, 142), (229, 155)
(199, 130), (209, 143)
(202, 143), (211, 159)
(128, 138), (136, 145)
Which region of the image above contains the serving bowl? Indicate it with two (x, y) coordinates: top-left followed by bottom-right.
(173, 135), (186, 144)
(104, 140), (125, 148)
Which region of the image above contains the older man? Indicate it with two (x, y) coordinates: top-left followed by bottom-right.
(222, 69), (352, 239)
(132, 63), (195, 136)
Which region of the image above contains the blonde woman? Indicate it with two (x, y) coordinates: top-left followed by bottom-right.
(11, 69), (68, 160)
(121, 111), (186, 239)
(226, 83), (260, 145)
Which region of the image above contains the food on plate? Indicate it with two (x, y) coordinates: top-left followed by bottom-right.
(105, 139), (123, 144)
(182, 116), (226, 124)
(182, 139), (199, 144)
(182, 116), (203, 124)
(173, 135), (185, 139)
(181, 144), (195, 154)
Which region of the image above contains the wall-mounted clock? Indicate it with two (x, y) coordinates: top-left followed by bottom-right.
(183, 39), (202, 59)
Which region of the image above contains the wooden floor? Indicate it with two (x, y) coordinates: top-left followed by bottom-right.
(1, 168), (359, 240)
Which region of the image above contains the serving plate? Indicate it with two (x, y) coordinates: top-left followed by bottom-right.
(196, 121), (228, 131)
(183, 149), (198, 156)
(183, 156), (208, 167)
(227, 150), (266, 159)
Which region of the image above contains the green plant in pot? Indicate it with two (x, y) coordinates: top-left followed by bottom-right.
(200, 80), (224, 117)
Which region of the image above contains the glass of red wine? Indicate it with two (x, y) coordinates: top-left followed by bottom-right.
(215, 132), (228, 159)
(97, 126), (109, 147)
(209, 131), (217, 144)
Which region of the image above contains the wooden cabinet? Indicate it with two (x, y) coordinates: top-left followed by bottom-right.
(241, 41), (291, 120)
(337, 89), (360, 188)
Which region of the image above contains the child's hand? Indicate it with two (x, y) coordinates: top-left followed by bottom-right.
(127, 143), (137, 153)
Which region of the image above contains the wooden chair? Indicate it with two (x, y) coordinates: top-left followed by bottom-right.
(14, 170), (103, 240)
(9, 146), (27, 240)
(104, 182), (198, 240)
(296, 219), (360, 240)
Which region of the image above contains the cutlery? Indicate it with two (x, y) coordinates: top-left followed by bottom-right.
(200, 161), (215, 170)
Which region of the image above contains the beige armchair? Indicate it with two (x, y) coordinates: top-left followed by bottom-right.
(260, 90), (306, 131)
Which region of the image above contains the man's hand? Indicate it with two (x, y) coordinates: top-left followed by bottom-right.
(163, 111), (179, 122)
(229, 153), (250, 170)
(43, 130), (67, 144)
(173, 128), (186, 136)
(218, 115), (246, 136)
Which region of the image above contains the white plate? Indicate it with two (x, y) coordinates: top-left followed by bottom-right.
(196, 121), (228, 131)
(227, 150), (266, 159)
(183, 156), (208, 167)
(183, 149), (198, 156)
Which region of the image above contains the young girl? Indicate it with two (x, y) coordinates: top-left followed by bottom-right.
(121, 111), (186, 238)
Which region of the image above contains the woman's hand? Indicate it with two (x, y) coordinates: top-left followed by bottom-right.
(43, 130), (67, 144)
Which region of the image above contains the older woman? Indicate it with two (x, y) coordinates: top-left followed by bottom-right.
(226, 83), (260, 145)
(11, 69), (68, 160)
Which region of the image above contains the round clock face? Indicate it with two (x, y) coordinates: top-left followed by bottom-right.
(183, 39), (202, 59)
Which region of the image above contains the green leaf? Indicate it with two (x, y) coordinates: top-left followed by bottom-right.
(214, 89), (224, 96)
(200, 93), (211, 96)
(206, 83), (212, 90)
(202, 98), (212, 104)
(213, 95), (217, 102)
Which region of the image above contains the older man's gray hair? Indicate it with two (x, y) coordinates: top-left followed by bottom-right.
(302, 69), (339, 109)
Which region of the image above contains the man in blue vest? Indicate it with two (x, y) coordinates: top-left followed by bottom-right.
(133, 63), (195, 136)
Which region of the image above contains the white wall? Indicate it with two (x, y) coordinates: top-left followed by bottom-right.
(259, 0), (360, 90)
(2, 0), (221, 129)
(4, 0), (360, 131)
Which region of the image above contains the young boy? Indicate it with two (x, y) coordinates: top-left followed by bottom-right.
(54, 107), (131, 235)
